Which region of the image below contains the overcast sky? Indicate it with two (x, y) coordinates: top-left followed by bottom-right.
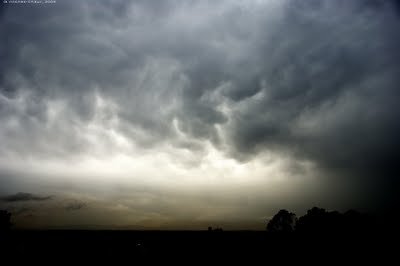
(0, 0), (399, 229)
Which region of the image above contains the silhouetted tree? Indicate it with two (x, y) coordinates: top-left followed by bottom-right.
(296, 207), (328, 233)
(267, 209), (297, 233)
(295, 207), (372, 236)
(343, 209), (373, 234)
(0, 210), (11, 230)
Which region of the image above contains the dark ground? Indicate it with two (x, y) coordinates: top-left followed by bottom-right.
(0, 229), (396, 264)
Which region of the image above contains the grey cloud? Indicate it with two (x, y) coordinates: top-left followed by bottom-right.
(0, 192), (52, 202)
(218, 0), (400, 209)
(64, 201), (86, 211)
(0, 0), (228, 157)
(0, 0), (399, 212)
(225, 1), (400, 168)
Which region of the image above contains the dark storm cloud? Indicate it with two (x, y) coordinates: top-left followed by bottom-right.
(0, 0), (190, 155)
(211, 0), (398, 210)
(0, 0), (399, 210)
(224, 0), (400, 179)
(0, 192), (52, 202)
(217, 0), (400, 209)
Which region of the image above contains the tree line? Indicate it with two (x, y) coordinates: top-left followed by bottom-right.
(266, 207), (374, 235)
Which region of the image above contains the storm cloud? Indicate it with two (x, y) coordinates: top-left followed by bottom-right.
(0, 0), (399, 228)
(0, 192), (52, 202)
(64, 201), (86, 211)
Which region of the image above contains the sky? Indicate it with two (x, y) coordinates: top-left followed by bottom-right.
(0, 0), (399, 230)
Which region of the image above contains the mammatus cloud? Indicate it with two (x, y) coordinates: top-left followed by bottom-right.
(0, 192), (52, 202)
(0, 0), (398, 164)
(0, 0), (399, 228)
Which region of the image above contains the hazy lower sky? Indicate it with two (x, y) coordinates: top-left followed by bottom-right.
(0, 0), (399, 230)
